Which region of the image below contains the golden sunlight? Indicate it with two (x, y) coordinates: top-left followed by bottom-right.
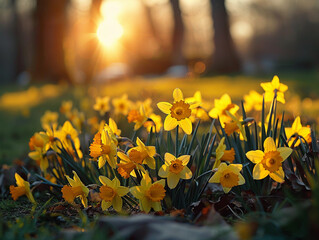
(97, 19), (124, 47)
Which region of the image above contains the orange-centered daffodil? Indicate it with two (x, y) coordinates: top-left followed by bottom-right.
(61, 171), (89, 207)
(208, 94), (239, 126)
(209, 163), (245, 193)
(10, 173), (35, 204)
(130, 172), (166, 213)
(89, 129), (117, 169)
(285, 116), (311, 147)
(93, 96), (110, 116)
(213, 137), (235, 169)
(260, 75), (288, 104)
(157, 88), (197, 135)
(99, 176), (129, 212)
(246, 137), (293, 183)
(158, 153), (192, 189)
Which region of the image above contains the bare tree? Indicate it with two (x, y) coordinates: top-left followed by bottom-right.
(32, 0), (70, 82)
(210, 0), (240, 73)
(169, 0), (185, 65)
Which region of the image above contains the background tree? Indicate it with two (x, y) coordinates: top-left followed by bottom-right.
(32, 0), (70, 82)
(210, 0), (240, 73)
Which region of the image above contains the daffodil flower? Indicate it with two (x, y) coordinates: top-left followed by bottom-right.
(61, 171), (89, 207)
(285, 116), (311, 147)
(99, 176), (129, 212)
(112, 94), (132, 115)
(130, 172), (166, 213)
(212, 137), (235, 169)
(246, 137), (293, 183)
(209, 163), (245, 193)
(208, 94), (239, 127)
(224, 111), (247, 141)
(93, 96), (110, 116)
(59, 121), (83, 159)
(127, 137), (156, 169)
(158, 153), (192, 189)
(244, 90), (263, 112)
(143, 114), (163, 133)
(185, 91), (210, 122)
(260, 75), (288, 104)
(127, 105), (148, 130)
(157, 88), (197, 135)
(10, 173), (35, 204)
(89, 129), (117, 169)
(108, 118), (121, 136)
(117, 151), (146, 179)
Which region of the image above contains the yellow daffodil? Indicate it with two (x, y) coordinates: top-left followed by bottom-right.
(117, 151), (146, 179)
(61, 171), (89, 207)
(127, 105), (148, 131)
(59, 121), (83, 159)
(143, 113), (163, 133)
(89, 129), (117, 169)
(127, 137), (156, 169)
(246, 137), (293, 183)
(213, 137), (235, 169)
(67, 109), (85, 131)
(60, 100), (73, 116)
(40, 111), (58, 130)
(93, 96), (110, 116)
(185, 91), (210, 122)
(224, 111), (247, 141)
(28, 132), (50, 172)
(260, 75), (288, 104)
(108, 118), (121, 136)
(157, 88), (196, 135)
(285, 116), (311, 147)
(244, 90), (263, 112)
(135, 98), (153, 116)
(209, 163), (245, 193)
(158, 153), (192, 189)
(10, 173), (35, 203)
(208, 94), (239, 126)
(87, 117), (105, 134)
(112, 94), (132, 115)
(99, 176), (129, 212)
(130, 172), (166, 213)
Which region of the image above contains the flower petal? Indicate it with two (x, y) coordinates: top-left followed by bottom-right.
(130, 186), (143, 199)
(238, 173), (245, 185)
(15, 173), (26, 187)
(179, 166), (192, 180)
(269, 167), (285, 183)
(99, 176), (112, 186)
(167, 173), (180, 189)
(157, 102), (172, 114)
(112, 195), (123, 212)
(152, 201), (162, 212)
(223, 187), (232, 193)
(158, 165), (169, 178)
(164, 115), (178, 131)
(165, 152), (176, 165)
(253, 163), (269, 180)
(246, 150), (264, 163)
(173, 88), (183, 102)
(145, 156), (156, 169)
(101, 200), (112, 211)
(141, 197), (151, 213)
(179, 118), (192, 135)
(264, 137), (276, 152)
(178, 155), (190, 165)
(116, 186), (129, 197)
(277, 147), (293, 162)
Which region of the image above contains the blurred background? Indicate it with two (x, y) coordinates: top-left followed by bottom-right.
(1, 0), (319, 84)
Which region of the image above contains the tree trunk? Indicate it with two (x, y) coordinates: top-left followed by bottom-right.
(169, 0), (185, 65)
(210, 0), (240, 73)
(32, 0), (70, 82)
(82, 0), (103, 84)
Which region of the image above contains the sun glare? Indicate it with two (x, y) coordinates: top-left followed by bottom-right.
(97, 19), (124, 47)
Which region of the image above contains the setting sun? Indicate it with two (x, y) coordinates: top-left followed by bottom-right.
(97, 19), (124, 47)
